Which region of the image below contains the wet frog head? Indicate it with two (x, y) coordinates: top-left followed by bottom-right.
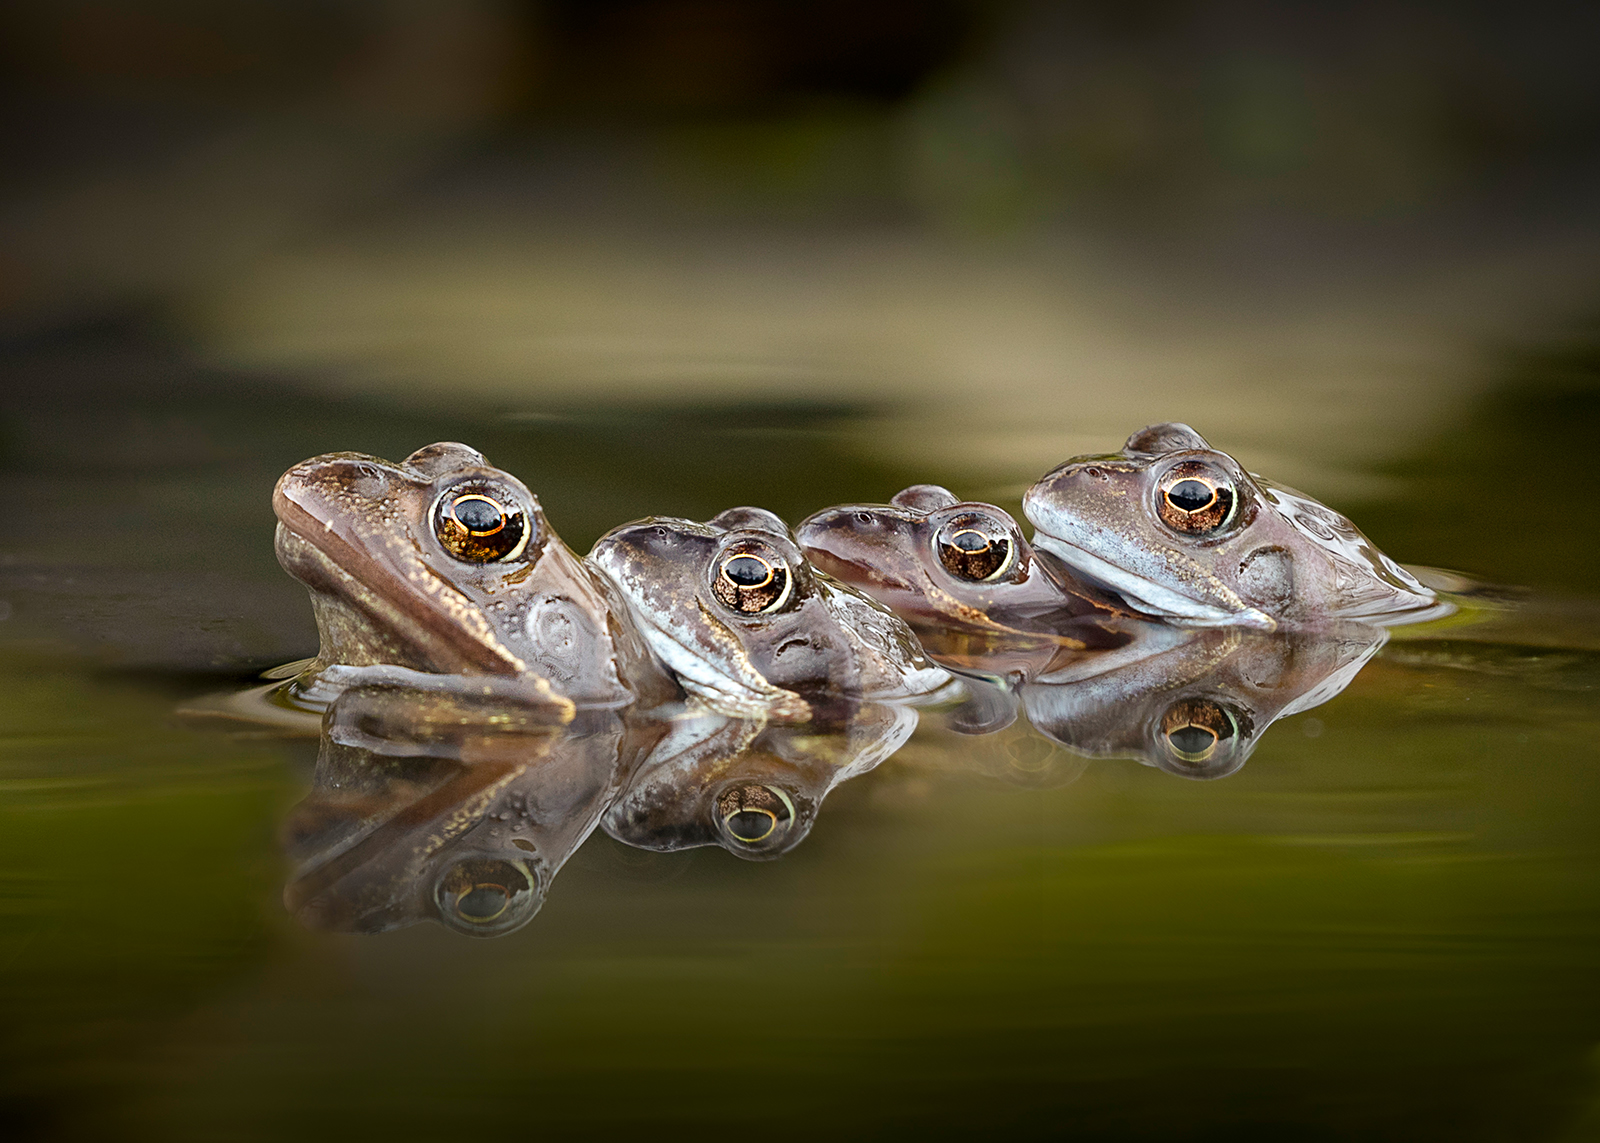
(1021, 423), (1438, 628)
(797, 485), (1131, 678)
(274, 442), (664, 707)
(587, 507), (949, 722)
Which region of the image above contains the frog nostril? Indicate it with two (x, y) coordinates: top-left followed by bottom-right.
(1083, 466), (1103, 480)
(854, 512), (874, 525)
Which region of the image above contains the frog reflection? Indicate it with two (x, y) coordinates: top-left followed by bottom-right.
(603, 702), (916, 859)
(1022, 424), (1442, 629)
(284, 683), (663, 937)
(797, 486), (1134, 684)
(1019, 623), (1387, 779)
(587, 507), (950, 723)
(274, 442), (671, 711)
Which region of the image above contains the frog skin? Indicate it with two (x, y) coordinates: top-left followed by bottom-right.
(796, 485), (1136, 684)
(1021, 423), (1441, 630)
(1019, 622), (1387, 779)
(587, 507), (952, 723)
(601, 702), (916, 860)
(273, 442), (674, 711)
(284, 691), (667, 937)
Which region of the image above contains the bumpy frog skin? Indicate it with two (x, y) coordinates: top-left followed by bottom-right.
(1020, 623), (1387, 779)
(602, 703), (916, 860)
(797, 485), (1134, 683)
(587, 507), (951, 722)
(1022, 424), (1440, 629)
(274, 442), (670, 710)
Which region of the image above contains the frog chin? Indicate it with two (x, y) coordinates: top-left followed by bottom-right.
(1029, 533), (1275, 630)
(625, 601), (813, 723)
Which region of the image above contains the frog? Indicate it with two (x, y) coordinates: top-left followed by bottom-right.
(1021, 423), (1442, 629)
(273, 442), (674, 712)
(1019, 622), (1387, 779)
(586, 506), (952, 723)
(285, 687), (665, 937)
(602, 701), (916, 860)
(796, 484), (1137, 684)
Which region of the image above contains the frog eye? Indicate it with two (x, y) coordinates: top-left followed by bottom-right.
(1156, 462), (1237, 535)
(433, 858), (541, 937)
(715, 784), (795, 852)
(1157, 698), (1250, 779)
(934, 512), (1016, 581)
(433, 486), (531, 563)
(711, 541), (793, 614)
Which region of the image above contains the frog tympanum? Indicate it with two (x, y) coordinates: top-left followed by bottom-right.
(1022, 424), (1440, 629)
(797, 485), (1133, 683)
(273, 443), (671, 710)
(587, 507), (951, 722)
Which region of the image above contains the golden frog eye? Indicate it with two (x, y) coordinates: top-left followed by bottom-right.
(934, 513), (1015, 581)
(1156, 462), (1236, 535)
(716, 784), (795, 850)
(433, 858), (539, 936)
(1158, 698), (1249, 778)
(433, 487), (530, 563)
(711, 543), (792, 614)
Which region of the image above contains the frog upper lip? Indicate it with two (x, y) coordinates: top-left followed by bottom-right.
(1029, 532), (1274, 630)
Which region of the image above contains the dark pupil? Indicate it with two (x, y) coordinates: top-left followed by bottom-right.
(952, 529), (990, 552)
(1168, 725), (1218, 755)
(453, 496), (504, 533)
(725, 809), (777, 843)
(456, 883), (510, 922)
(1168, 479), (1214, 512)
(724, 555), (770, 586)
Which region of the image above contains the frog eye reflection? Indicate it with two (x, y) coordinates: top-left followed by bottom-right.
(433, 858), (540, 936)
(1156, 462), (1236, 535)
(1158, 698), (1250, 779)
(716, 784), (795, 850)
(711, 544), (793, 614)
(935, 514), (1015, 581)
(433, 488), (530, 563)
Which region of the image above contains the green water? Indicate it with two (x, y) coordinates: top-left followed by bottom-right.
(3, 322), (1600, 1140)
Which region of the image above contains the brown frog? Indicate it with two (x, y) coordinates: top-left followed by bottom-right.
(587, 507), (951, 723)
(274, 442), (673, 711)
(796, 485), (1135, 684)
(1022, 424), (1442, 629)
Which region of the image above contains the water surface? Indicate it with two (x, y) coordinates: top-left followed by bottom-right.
(2, 321), (1599, 1140)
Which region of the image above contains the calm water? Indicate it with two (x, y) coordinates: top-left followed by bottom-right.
(3, 322), (1600, 1141)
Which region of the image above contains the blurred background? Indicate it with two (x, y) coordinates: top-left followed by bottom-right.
(7, 7), (1600, 1141)
(4, 0), (1600, 488)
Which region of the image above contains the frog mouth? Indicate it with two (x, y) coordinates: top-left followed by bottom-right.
(274, 521), (528, 676)
(626, 600), (813, 723)
(1029, 533), (1274, 630)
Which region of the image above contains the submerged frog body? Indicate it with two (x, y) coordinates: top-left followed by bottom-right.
(602, 702), (916, 860)
(1020, 623), (1387, 779)
(797, 485), (1133, 683)
(274, 443), (671, 710)
(587, 507), (951, 722)
(1022, 424), (1440, 629)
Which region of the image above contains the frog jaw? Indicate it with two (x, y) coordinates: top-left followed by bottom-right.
(1028, 531), (1275, 630)
(627, 598), (813, 723)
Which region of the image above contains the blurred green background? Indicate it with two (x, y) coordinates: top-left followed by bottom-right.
(4, 3), (1600, 1140)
